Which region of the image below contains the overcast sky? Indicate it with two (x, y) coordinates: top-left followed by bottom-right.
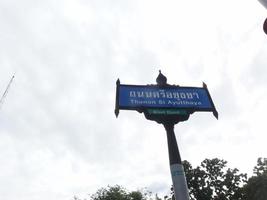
(1, 0), (267, 200)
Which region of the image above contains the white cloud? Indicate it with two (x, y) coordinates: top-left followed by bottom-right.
(1, 0), (267, 199)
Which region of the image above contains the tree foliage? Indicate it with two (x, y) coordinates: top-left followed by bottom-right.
(243, 158), (267, 200)
(73, 158), (267, 200)
(74, 185), (157, 200)
(183, 158), (247, 200)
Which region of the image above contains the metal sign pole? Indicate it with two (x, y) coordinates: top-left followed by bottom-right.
(164, 122), (189, 200)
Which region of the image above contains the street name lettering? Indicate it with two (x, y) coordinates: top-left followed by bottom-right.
(129, 90), (199, 100)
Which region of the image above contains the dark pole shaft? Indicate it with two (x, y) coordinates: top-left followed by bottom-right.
(164, 123), (189, 200)
(164, 123), (182, 165)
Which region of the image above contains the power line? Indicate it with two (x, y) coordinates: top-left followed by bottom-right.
(0, 74), (15, 110)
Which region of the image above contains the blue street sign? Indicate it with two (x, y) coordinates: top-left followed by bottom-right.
(115, 79), (218, 119)
(118, 85), (212, 110)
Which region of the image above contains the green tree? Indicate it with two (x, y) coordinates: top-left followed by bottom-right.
(243, 158), (267, 200)
(74, 158), (267, 200)
(90, 185), (145, 200)
(74, 185), (159, 200)
(183, 158), (247, 200)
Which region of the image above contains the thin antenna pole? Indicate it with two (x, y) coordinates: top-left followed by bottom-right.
(0, 74), (15, 109)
